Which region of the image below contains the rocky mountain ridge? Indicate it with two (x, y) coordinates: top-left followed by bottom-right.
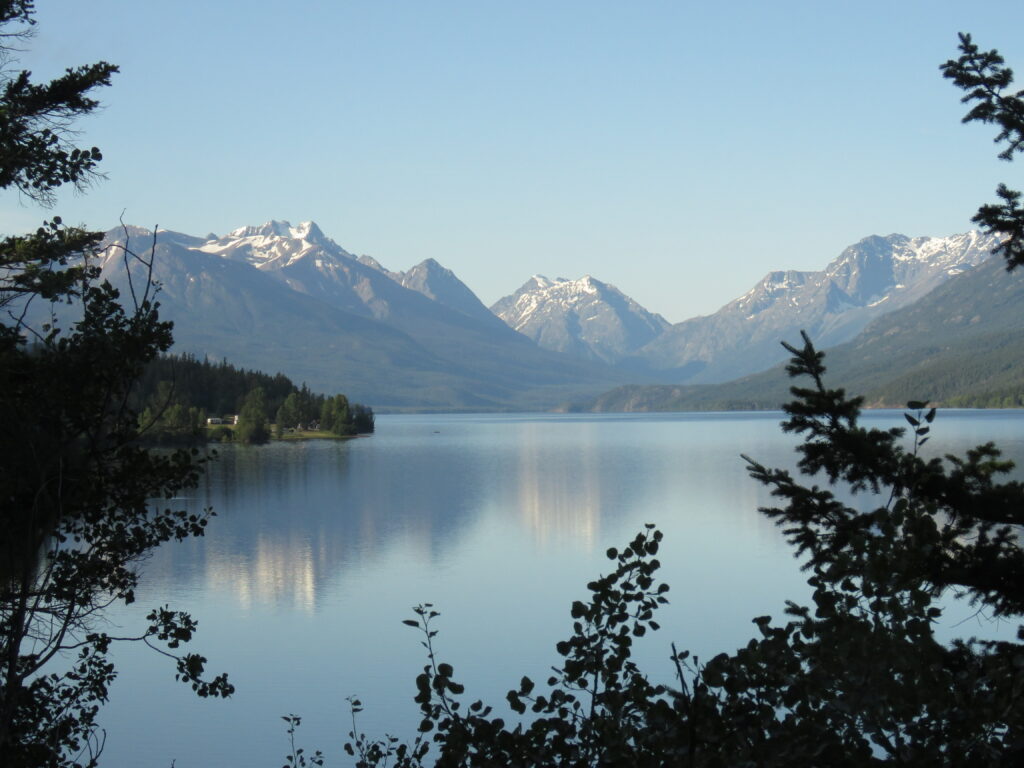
(486, 230), (1000, 385)
(628, 230), (1002, 382)
(577, 252), (1024, 412)
(491, 275), (671, 364)
(74, 221), (1007, 409)
(87, 221), (637, 409)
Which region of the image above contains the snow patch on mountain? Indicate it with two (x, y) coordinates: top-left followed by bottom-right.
(491, 275), (670, 363)
(634, 230), (1004, 383)
(197, 220), (352, 272)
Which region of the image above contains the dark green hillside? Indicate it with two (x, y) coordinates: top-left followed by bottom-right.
(573, 381), (785, 412)
(578, 255), (1024, 411)
(134, 353), (374, 443)
(135, 353), (296, 417)
(87, 229), (649, 411)
(828, 255), (1024, 405)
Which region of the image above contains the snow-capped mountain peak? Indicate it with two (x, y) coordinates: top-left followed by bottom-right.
(222, 220), (329, 247)
(198, 219), (351, 270)
(227, 220), (293, 239)
(491, 274), (670, 363)
(290, 220), (324, 241)
(637, 230), (1003, 384)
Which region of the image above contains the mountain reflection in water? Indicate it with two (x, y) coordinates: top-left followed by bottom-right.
(100, 411), (1024, 767)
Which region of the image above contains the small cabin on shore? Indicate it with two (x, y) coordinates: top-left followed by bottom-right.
(206, 415), (240, 426)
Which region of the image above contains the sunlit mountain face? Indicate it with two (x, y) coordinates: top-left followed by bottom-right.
(88, 221), (639, 410)
(625, 231), (1003, 383)
(56, 223), (1000, 410)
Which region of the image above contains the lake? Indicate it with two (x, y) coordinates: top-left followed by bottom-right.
(99, 410), (1024, 767)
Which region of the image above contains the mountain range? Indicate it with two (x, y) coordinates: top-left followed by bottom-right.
(27, 220), (1010, 410)
(492, 231), (1001, 383)
(87, 222), (636, 410)
(576, 252), (1024, 412)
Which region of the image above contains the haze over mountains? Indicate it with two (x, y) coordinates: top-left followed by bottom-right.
(58, 220), (1008, 410)
(91, 222), (635, 410)
(493, 231), (1001, 383)
(581, 252), (1024, 412)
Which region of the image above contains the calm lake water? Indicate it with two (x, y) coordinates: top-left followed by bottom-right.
(99, 410), (1024, 767)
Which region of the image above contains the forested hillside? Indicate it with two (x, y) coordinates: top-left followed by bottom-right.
(134, 354), (374, 443)
(578, 253), (1024, 412)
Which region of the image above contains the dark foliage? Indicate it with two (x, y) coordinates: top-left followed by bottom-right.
(337, 334), (1024, 766)
(135, 353), (296, 419)
(0, 2), (114, 206)
(0, 4), (231, 765)
(274, 35), (1024, 766)
(135, 353), (375, 443)
(943, 33), (1024, 270)
(237, 386), (271, 445)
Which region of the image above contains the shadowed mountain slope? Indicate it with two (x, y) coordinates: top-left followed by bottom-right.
(628, 231), (1002, 384)
(578, 254), (1024, 412)
(86, 223), (640, 410)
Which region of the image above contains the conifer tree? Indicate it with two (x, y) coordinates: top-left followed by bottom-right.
(942, 33), (1024, 270)
(237, 386), (271, 444)
(0, 4), (230, 765)
(335, 35), (1024, 767)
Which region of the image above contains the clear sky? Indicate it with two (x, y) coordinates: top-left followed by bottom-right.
(3, 1), (1024, 321)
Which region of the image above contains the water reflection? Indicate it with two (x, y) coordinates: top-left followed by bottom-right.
(142, 410), (1024, 618)
(514, 421), (605, 547)
(100, 411), (1024, 768)
(145, 442), (362, 612)
(145, 414), (796, 614)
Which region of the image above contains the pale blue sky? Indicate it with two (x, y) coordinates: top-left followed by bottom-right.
(4, 1), (1024, 321)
